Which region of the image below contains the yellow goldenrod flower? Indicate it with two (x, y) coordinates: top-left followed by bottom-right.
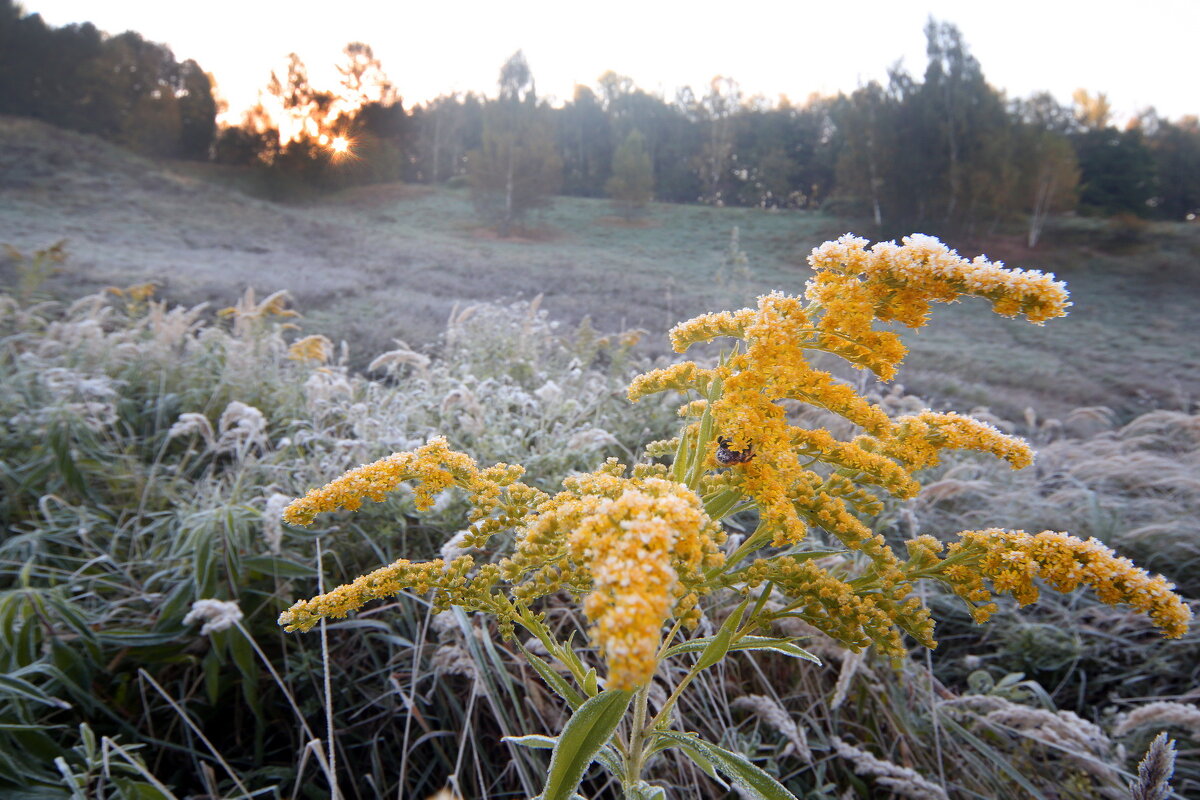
(943, 529), (1192, 638)
(668, 308), (757, 353)
(287, 334), (334, 364)
(808, 233), (1071, 326)
(275, 232), (1189, 795)
(282, 436), (529, 526)
(278, 558), (448, 632)
(501, 466), (724, 688)
(868, 410), (1034, 472)
(627, 362), (717, 402)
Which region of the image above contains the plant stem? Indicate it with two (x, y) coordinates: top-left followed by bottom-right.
(622, 681), (652, 795)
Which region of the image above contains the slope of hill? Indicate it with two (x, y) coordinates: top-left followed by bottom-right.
(2, 114), (1198, 419)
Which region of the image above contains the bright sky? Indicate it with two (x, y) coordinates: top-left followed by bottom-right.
(25, 0), (1200, 125)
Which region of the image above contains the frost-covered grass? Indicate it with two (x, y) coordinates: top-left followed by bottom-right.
(0, 288), (675, 798)
(3, 114), (1199, 798)
(0, 288), (1196, 799)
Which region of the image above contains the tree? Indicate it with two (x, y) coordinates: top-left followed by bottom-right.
(831, 22), (1016, 233)
(605, 129), (654, 219)
(270, 54), (335, 141)
(1146, 115), (1200, 220)
(412, 92), (483, 183)
(178, 60), (217, 159)
(557, 84), (612, 197)
(1019, 128), (1079, 246)
(1072, 89), (1112, 131)
(919, 19), (1013, 229)
(832, 81), (899, 229)
(1073, 126), (1156, 216)
(337, 42), (394, 109)
(0, 4), (217, 159)
(94, 31), (186, 156)
(693, 76), (741, 204)
(1012, 94), (1079, 245)
(467, 51), (561, 236)
(604, 77), (699, 203)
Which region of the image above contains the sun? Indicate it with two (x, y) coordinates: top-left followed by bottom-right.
(318, 133), (356, 161)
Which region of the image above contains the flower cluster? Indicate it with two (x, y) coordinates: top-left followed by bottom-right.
(282, 436), (528, 526)
(492, 461), (726, 688)
(280, 441), (724, 688)
(279, 234), (1187, 699)
(279, 558), (450, 633)
(937, 529), (1191, 637)
(806, 233), (1070, 379)
(287, 334), (334, 363)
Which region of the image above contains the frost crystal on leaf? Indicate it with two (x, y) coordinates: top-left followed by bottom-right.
(184, 599), (244, 635)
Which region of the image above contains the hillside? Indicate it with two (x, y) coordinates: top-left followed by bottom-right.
(2, 114), (1198, 419)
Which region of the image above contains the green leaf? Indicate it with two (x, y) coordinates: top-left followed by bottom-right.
(695, 597), (749, 671)
(782, 548), (849, 562)
(152, 582), (193, 632)
(593, 744), (622, 776)
(0, 674), (71, 709)
(43, 592), (96, 645)
(229, 626), (261, 720)
(516, 641), (584, 710)
(702, 488), (744, 522)
(663, 634), (818, 664)
(202, 649), (221, 706)
(649, 731), (723, 783)
(502, 734), (558, 750)
(111, 776), (172, 800)
(628, 780), (667, 800)
(192, 532), (215, 598)
(672, 432), (693, 484)
(48, 425), (87, 499)
(239, 555), (317, 578)
(735, 637), (820, 664)
(655, 732), (800, 800)
(540, 689), (632, 800)
(95, 630), (184, 647)
(687, 403), (716, 487)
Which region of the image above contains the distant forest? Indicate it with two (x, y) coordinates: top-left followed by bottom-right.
(3, 0), (1199, 237)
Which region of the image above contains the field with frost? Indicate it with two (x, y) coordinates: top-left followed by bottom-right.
(1, 115), (1198, 799)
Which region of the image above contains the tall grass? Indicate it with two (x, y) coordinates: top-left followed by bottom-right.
(0, 288), (1195, 798)
(0, 288), (669, 798)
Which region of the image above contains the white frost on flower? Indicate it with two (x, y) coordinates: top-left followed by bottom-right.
(367, 340), (430, 375)
(567, 427), (619, 451)
(833, 738), (948, 800)
(216, 401), (268, 454)
(806, 233), (1070, 321)
(183, 599), (243, 635)
(303, 370), (354, 410)
(40, 367), (118, 402)
(262, 493), (291, 554)
(534, 379), (563, 405)
(168, 412), (215, 444)
(1114, 701), (1200, 738)
(35, 368), (119, 430)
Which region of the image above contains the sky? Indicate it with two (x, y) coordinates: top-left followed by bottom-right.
(24, 0), (1200, 125)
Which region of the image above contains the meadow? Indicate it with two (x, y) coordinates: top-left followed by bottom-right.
(4, 114), (1199, 420)
(1, 115), (1198, 799)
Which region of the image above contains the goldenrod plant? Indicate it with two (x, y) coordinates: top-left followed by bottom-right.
(280, 234), (1190, 800)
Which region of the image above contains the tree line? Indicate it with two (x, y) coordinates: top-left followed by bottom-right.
(0, 0), (216, 159)
(2, 3), (1198, 237)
